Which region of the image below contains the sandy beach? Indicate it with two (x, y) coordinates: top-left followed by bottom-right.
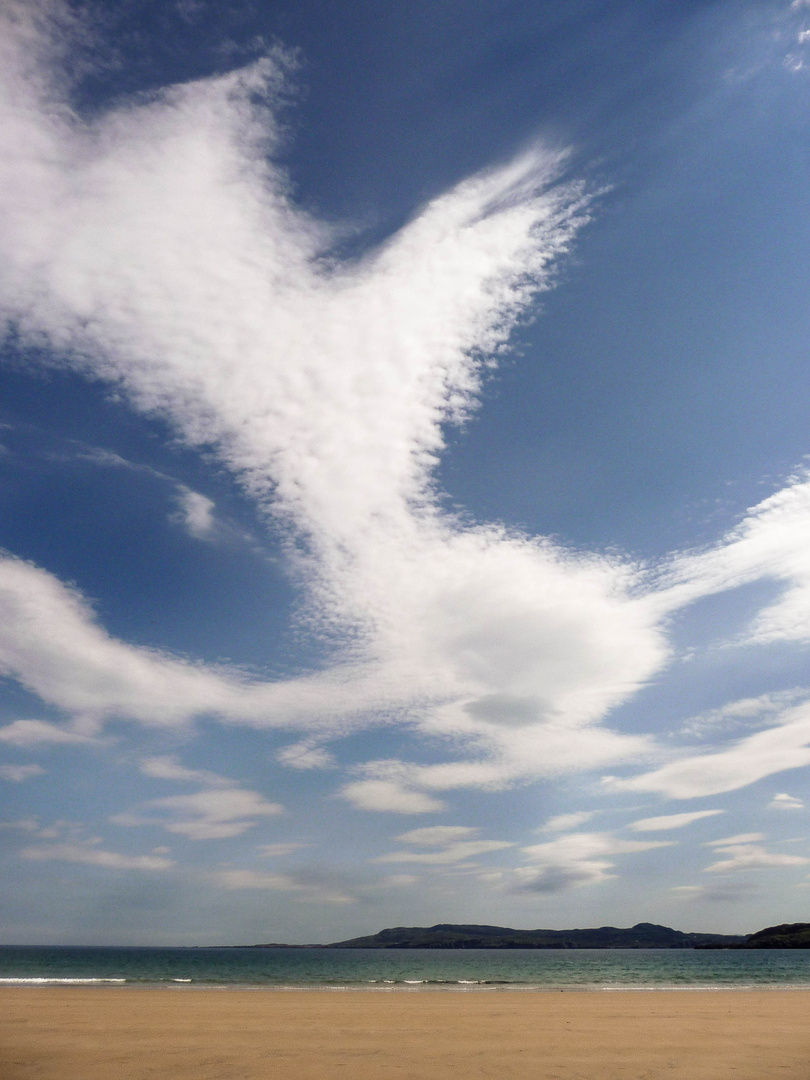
(2, 987), (810, 1079)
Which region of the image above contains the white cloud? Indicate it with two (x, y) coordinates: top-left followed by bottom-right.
(627, 810), (725, 832)
(0, 817), (40, 831)
(539, 811), (596, 832)
(670, 880), (756, 903)
(0, 763), (45, 781)
(0, 3), (809, 809)
(514, 831), (673, 893)
(375, 841), (512, 865)
(706, 833), (764, 845)
(112, 787), (284, 839)
(340, 779), (446, 814)
(676, 690), (808, 740)
(376, 826), (513, 865)
(0, 3), (669, 781)
(660, 474), (810, 646)
(702, 835), (810, 874)
(396, 825), (479, 846)
(20, 842), (174, 870)
(0, 718), (98, 746)
(609, 697), (810, 799)
(174, 487), (216, 539)
(256, 841), (308, 856)
(276, 741), (335, 770)
(211, 869), (354, 903)
(0, 555), (406, 731)
(138, 755), (229, 787)
(769, 792), (805, 810)
(378, 873), (419, 888)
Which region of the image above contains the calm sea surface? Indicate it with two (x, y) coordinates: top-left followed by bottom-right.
(2, 946), (810, 989)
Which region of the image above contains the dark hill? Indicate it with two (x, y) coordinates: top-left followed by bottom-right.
(249, 922), (745, 949)
(743, 923), (810, 948)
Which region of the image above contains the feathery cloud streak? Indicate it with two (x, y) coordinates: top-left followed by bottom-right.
(1, 2), (810, 803)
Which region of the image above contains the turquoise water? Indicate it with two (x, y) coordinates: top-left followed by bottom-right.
(2, 946), (810, 989)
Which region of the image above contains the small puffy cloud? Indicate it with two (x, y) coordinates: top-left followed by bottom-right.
(627, 810), (725, 832)
(769, 792), (805, 810)
(20, 842), (173, 870)
(0, 763), (45, 781)
(276, 741), (335, 770)
(174, 487), (216, 539)
(514, 831), (673, 894)
(340, 779), (446, 814)
(0, 719), (96, 746)
(211, 869), (355, 904)
(112, 787), (284, 840)
(539, 811), (596, 832)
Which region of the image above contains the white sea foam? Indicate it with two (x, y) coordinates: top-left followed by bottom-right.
(0, 977), (127, 984)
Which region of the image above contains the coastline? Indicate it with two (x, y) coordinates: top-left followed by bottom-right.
(5, 979), (810, 991)
(3, 986), (810, 1079)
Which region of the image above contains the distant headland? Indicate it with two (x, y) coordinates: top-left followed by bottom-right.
(243, 922), (754, 949)
(243, 921), (810, 949)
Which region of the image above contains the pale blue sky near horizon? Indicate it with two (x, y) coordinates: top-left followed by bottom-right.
(2, 0), (810, 944)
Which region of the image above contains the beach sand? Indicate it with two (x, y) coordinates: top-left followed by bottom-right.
(2, 986), (809, 1079)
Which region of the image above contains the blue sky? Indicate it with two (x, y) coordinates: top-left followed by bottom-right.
(2, 0), (810, 944)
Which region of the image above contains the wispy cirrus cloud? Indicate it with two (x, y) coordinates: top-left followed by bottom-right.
(211, 868), (355, 904)
(0, 763), (45, 781)
(20, 841), (173, 870)
(1, 0), (810, 812)
(0, 718), (100, 746)
(539, 811), (597, 833)
(112, 787), (284, 840)
(627, 810), (725, 832)
(375, 825), (513, 865)
(138, 755), (231, 787)
(513, 831), (673, 893)
(608, 696), (810, 799)
(703, 833), (810, 874)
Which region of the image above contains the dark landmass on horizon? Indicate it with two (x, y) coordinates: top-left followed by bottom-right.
(695, 922), (810, 949)
(244, 922), (747, 950)
(243, 921), (810, 949)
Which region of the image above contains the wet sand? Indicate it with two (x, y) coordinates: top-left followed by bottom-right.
(2, 986), (809, 1079)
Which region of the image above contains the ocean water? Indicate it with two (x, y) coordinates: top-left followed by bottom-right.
(2, 946), (810, 990)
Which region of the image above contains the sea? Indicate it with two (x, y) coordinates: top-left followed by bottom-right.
(2, 946), (810, 990)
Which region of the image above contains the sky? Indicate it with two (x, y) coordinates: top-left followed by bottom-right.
(1, 0), (810, 945)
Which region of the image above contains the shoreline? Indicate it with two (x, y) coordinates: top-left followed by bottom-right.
(4, 986), (810, 1079)
(5, 979), (810, 991)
